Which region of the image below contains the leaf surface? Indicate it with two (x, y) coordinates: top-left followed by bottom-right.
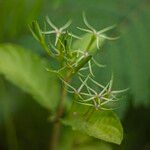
(0, 44), (59, 111)
(62, 103), (123, 145)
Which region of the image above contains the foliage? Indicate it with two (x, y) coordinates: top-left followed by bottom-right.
(30, 15), (125, 147)
(0, 0), (149, 150)
(0, 44), (59, 111)
(63, 103), (123, 144)
(0, 14), (125, 149)
(0, 0), (43, 42)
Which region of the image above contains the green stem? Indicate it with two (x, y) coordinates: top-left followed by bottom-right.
(50, 82), (67, 150)
(41, 39), (53, 57)
(86, 35), (96, 51)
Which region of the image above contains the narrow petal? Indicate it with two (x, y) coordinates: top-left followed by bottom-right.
(89, 76), (105, 89)
(42, 30), (55, 34)
(77, 27), (92, 33)
(112, 88), (129, 94)
(100, 34), (120, 40)
(77, 75), (89, 92)
(46, 16), (57, 30)
(61, 20), (72, 30)
(82, 12), (95, 31)
(98, 24), (116, 34)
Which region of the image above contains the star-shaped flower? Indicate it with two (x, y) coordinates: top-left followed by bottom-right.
(42, 16), (80, 45)
(60, 74), (128, 110)
(77, 13), (119, 49)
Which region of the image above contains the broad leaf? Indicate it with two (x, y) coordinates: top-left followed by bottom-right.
(0, 44), (59, 111)
(62, 103), (123, 145)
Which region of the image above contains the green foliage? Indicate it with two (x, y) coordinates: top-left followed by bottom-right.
(59, 128), (113, 150)
(0, 3), (126, 148)
(63, 103), (123, 145)
(0, 0), (43, 41)
(0, 0), (149, 149)
(0, 44), (59, 111)
(28, 14), (125, 146)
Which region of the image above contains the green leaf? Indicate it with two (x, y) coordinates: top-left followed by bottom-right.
(0, 44), (59, 111)
(29, 21), (53, 57)
(0, 0), (43, 41)
(62, 103), (123, 145)
(73, 142), (112, 150)
(29, 21), (44, 42)
(72, 131), (112, 150)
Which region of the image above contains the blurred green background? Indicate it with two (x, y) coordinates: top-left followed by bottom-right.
(0, 0), (150, 149)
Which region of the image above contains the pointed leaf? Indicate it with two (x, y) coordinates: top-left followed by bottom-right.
(62, 103), (123, 144)
(0, 44), (59, 111)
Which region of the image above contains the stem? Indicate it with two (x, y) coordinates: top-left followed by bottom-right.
(86, 35), (96, 51)
(50, 82), (67, 150)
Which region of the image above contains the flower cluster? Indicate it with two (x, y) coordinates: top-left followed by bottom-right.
(29, 14), (127, 110)
(61, 74), (128, 110)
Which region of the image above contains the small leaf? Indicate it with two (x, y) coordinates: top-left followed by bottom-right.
(29, 21), (43, 42)
(62, 103), (123, 145)
(29, 21), (52, 57)
(0, 44), (59, 111)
